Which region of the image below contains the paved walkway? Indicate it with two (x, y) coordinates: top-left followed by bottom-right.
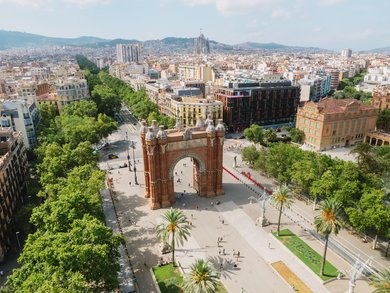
(100, 189), (136, 293)
(100, 125), (375, 293)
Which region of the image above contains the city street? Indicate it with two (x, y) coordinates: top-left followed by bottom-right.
(99, 110), (379, 293)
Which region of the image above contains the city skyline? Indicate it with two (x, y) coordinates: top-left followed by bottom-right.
(0, 0), (389, 51)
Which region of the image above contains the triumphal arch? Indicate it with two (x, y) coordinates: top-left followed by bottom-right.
(139, 117), (225, 209)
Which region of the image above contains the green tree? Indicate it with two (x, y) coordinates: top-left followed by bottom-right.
(7, 216), (123, 292)
(314, 198), (343, 276)
(351, 142), (379, 174)
(263, 128), (277, 145)
(91, 84), (122, 117)
(182, 259), (220, 293)
(62, 100), (98, 118)
(288, 127), (305, 144)
(241, 146), (259, 167)
(346, 188), (390, 249)
(369, 269), (390, 293)
(272, 186), (294, 236)
(243, 124), (264, 144)
(38, 104), (58, 131)
(377, 109), (390, 132)
(155, 208), (191, 266)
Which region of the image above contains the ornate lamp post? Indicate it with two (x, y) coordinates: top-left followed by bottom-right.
(125, 132), (132, 171)
(131, 140), (138, 185)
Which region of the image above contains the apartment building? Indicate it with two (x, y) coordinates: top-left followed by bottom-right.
(372, 85), (390, 110)
(0, 99), (40, 148)
(170, 94), (223, 128)
(215, 80), (300, 132)
(296, 98), (379, 151)
(0, 128), (28, 262)
(116, 44), (144, 63)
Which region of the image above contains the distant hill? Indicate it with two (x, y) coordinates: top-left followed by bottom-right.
(0, 30), (108, 49)
(363, 46), (390, 55)
(0, 29), (332, 53)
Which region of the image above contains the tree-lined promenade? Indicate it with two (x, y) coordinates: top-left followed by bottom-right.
(241, 141), (390, 252)
(76, 55), (175, 129)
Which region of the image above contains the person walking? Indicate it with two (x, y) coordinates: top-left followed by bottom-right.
(237, 251), (240, 257)
(222, 248), (225, 255)
(268, 242), (271, 249)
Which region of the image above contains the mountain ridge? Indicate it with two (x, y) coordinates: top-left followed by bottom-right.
(1, 29), (385, 53)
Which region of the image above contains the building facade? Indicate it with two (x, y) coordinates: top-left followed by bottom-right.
(116, 44), (144, 63)
(341, 48), (352, 58)
(296, 98), (379, 151)
(215, 81), (300, 132)
(0, 100), (40, 148)
(0, 128), (28, 261)
(372, 86), (390, 110)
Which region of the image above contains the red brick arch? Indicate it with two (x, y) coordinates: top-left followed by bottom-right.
(140, 120), (225, 210)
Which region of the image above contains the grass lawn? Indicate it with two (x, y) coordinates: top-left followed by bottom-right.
(273, 229), (339, 281)
(152, 263), (228, 293)
(153, 263), (183, 293)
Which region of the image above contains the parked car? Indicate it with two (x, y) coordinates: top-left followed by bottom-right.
(108, 154), (119, 160)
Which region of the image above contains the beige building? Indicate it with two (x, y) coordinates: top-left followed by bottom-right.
(296, 98), (379, 151)
(171, 96), (223, 128)
(177, 65), (214, 82)
(0, 128), (28, 261)
(372, 85), (390, 110)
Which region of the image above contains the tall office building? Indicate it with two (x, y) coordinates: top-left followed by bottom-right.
(193, 30), (210, 54)
(215, 81), (300, 132)
(341, 48), (352, 58)
(116, 44), (144, 63)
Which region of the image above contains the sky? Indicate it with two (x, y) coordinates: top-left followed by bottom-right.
(0, 0), (389, 51)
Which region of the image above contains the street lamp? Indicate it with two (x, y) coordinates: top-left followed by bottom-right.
(131, 141), (138, 185)
(248, 189), (270, 227)
(125, 132), (132, 171)
(15, 231), (21, 253)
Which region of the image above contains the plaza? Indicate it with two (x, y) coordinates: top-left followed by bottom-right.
(99, 112), (382, 293)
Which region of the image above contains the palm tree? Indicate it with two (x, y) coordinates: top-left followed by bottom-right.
(155, 208), (191, 266)
(182, 259), (220, 293)
(272, 186), (294, 236)
(370, 269), (390, 292)
(314, 198), (343, 276)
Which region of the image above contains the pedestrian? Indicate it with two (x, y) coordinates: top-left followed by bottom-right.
(237, 251), (240, 257)
(219, 249), (221, 255)
(196, 205), (199, 210)
(129, 182), (131, 185)
(223, 248), (225, 255)
(144, 261), (147, 267)
(268, 242), (271, 249)
(188, 183), (190, 187)
(0, 270), (4, 276)
(220, 237), (223, 242)
(222, 220), (224, 224)
(181, 171), (183, 174)
(211, 201), (214, 206)
(233, 249), (235, 256)
(191, 214), (193, 219)
(220, 263), (223, 270)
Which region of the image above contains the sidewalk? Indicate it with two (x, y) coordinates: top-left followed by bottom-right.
(100, 189), (136, 293)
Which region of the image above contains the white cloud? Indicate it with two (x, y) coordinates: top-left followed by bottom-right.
(63, 0), (112, 6)
(183, 0), (282, 15)
(318, 0), (343, 6)
(0, 0), (49, 7)
(271, 9), (292, 18)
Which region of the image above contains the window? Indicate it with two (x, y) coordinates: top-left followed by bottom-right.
(316, 122), (320, 129)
